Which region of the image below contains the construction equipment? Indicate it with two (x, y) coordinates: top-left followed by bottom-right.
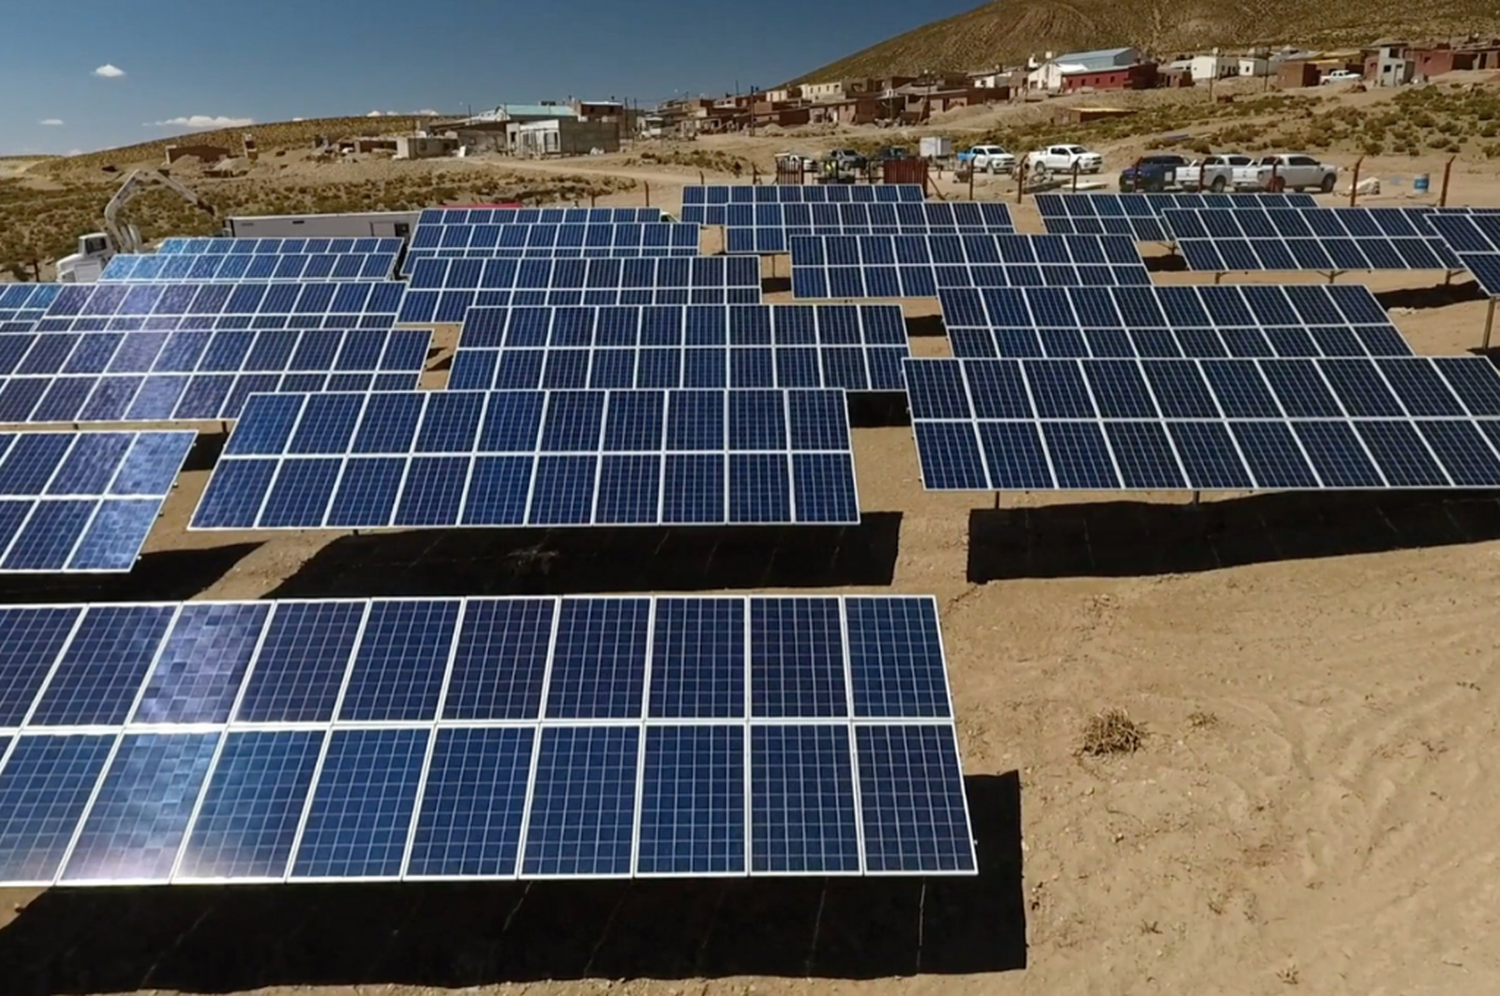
(54, 169), (219, 282)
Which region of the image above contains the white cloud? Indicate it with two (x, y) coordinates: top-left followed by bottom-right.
(39, 119), (65, 127)
(414, 108), (439, 116)
(366, 110), (399, 117)
(146, 115), (255, 129)
(93, 64), (126, 79)
(292, 117), (305, 122)
(67, 149), (83, 156)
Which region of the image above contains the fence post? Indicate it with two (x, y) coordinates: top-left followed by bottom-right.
(591, 192), (597, 208)
(1016, 161), (1027, 204)
(1071, 161), (1080, 193)
(644, 181), (651, 208)
(1440, 155), (1456, 207)
(968, 166), (975, 201)
(1133, 158), (1142, 193)
(1348, 156), (1363, 207)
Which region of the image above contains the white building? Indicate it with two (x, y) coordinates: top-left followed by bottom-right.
(1169, 54), (1237, 81)
(1027, 47), (1140, 91)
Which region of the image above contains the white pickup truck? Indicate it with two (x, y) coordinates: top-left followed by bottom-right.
(1175, 154), (1258, 193)
(1251, 154), (1338, 193)
(956, 144), (1016, 174)
(1025, 144), (1104, 178)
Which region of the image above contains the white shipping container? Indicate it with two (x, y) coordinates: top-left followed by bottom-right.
(920, 136), (953, 159)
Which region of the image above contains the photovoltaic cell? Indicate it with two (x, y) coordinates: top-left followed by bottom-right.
(1162, 205), (1461, 272)
(906, 356), (1500, 490)
(0, 595), (973, 883)
(1034, 191), (1316, 241)
(0, 430), (192, 572)
(192, 389), (859, 529)
(791, 234), (1149, 300)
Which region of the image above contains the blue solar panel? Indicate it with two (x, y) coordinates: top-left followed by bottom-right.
(193, 388), (858, 528)
(0, 595), (973, 883)
(1163, 206), (1461, 271)
(175, 729), (323, 881)
(1428, 213), (1500, 297)
(290, 727), (429, 880)
(158, 237), (404, 255)
(638, 725), (746, 875)
(720, 201), (1015, 255)
(906, 356), (1500, 490)
(59, 731), (219, 883)
(396, 257), (762, 321)
(0, 430), (191, 572)
(522, 726), (639, 876)
(406, 726), (534, 878)
(938, 284), (1409, 359)
(0, 330), (427, 423)
(417, 207), (663, 227)
(682, 184), (925, 227)
(450, 304), (909, 392)
(750, 724), (860, 873)
(404, 223), (699, 269)
(791, 234), (1149, 299)
(0, 734), (114, 883)
(102, 251), (398, 283)
(1035, 192), (1316, 240)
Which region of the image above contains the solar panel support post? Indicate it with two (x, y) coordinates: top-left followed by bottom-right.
(1484, 298), (1496, 352)
(1213, 271), (1226, 285)
(1324, 270), (1343, 286)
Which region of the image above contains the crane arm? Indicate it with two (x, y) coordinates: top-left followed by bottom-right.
(102, 169), (219, 252)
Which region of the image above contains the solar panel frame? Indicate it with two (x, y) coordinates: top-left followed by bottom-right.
(34, 282), (407, 332)
(0, 594), (974, 884)
(1034, 192), (1318, 240)
(0, 329), (431, 424)
(937, 284), (1412, 360)
(1161, 206), (1463, 272)
(0, 429), (194, 573)
(720, 201), (1016, 256)
(417, 207), (664, 226)
(790, 234), (1150, 299)
(449, 304), (909, 392)
(906, 356), (1500, 491)
(404, 224), (700, 268)
(1427, 213), (1500, 298)
(681, 184), (927, 226)
(102, 252), (399, 283)
(190, 388), (860, 529)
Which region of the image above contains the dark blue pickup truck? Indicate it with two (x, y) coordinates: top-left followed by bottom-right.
(1118, 154), (1190, 192)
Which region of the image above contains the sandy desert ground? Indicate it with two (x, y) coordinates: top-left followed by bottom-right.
(3, 116), (1500, 996)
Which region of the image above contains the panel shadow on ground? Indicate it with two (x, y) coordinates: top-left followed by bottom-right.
(969, 492), (1500, 580)
(0, 771), (1022, 990)
(0, 543), (261, 605)
(267, 513), (902, 598)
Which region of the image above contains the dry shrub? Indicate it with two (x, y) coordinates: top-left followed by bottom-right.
(1078, 709), (1145, 756)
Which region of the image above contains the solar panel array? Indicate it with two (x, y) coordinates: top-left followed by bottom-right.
(0, 329), (429, 425)
(1426, 213), (1500, 298)
(37, 282), (407, 331)
(192, 388), (859, 529)
(1034, 192), (1318, 240)
(101, 252), (399, 283)
(1161, 206), (1462, 272)
(682, 184), (927, 225)
(0, 594), (975, 884)
(408, 223), (699, 258)
(936, 284), (1413, 360)
(723, 202), (1016, 255)
(397, 257), (762, 323)
(905, 356), (1500, 491)
(417, 207), (663, 226)
(449, 305), (909, 393)
(0, 285), (62, 331)
(158, 238), (405, 255)
(0, 430), (193, 572)
(791, 234), (1149, 299)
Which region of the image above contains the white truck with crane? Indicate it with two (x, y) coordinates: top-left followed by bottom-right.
(54, 169), (220, 283)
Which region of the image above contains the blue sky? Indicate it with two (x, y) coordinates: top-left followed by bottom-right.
(1, 0), (979, 155)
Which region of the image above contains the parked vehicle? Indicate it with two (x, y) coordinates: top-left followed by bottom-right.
(874, 146), (910, 162)
(956, 144), (1016, 174)
(1175, 153), (1258, 192)
(1252, 154), (1338, 192)
(825, 148), (868, 169)
(1321, 70), (1363, 85)
(1025, 145), (1104, 178)
(1118, 154), (1190, 192)
(919, 136), (953, 159)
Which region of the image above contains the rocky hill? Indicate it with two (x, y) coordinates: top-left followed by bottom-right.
(790, 0), (1500, 82)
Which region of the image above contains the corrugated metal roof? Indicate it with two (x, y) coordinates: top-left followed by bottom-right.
(469, 103), (578, 122)
(1055, 47), (1135, 66)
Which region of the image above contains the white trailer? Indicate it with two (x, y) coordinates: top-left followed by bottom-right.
(224, 210), (421, 239)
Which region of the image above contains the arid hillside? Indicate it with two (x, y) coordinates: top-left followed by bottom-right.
(790, 0), (1500, 81)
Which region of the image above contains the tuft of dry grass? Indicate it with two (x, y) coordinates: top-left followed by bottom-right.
(1187, 710), (1220, 730)
(1078, 709), (1146, 757)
